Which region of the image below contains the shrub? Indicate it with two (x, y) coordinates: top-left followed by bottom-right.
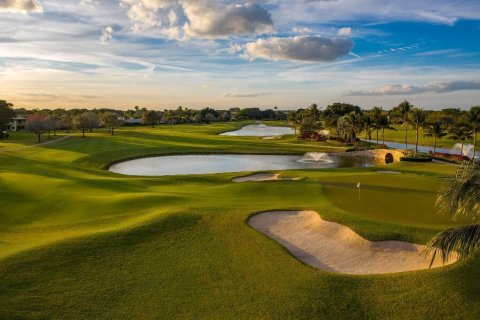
(400, 156), (432, 162)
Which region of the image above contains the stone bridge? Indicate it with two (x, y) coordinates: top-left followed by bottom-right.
(331, 149), (405, 163)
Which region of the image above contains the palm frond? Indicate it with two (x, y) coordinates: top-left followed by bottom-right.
(426, 224), (480, 265)
(436, 162), (480, 222)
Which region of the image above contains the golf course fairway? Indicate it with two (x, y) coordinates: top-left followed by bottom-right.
(1, 122), (479, 319)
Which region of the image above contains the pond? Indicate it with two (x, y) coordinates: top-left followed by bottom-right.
(220, 124), (295, 137)
(109, 153), (380, 176)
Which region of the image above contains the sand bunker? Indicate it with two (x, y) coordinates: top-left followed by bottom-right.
(233, 173), (301, 182)
(262, 136), (282, 140)
(249, 211), (458, 275)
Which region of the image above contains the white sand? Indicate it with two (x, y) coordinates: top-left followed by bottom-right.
(262, 136), (282, 140)
(249, 210), (458, 275)
(232, 173), (301, 182)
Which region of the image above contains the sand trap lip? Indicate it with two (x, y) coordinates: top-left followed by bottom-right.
(375, 170), (401, 174)
(232, 173), (302, 182)
(249, 211), (458, 275)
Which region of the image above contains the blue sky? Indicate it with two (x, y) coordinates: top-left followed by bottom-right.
(0, 0), (479, 110)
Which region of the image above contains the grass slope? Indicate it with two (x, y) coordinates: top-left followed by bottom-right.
(0, 122), (478, 319)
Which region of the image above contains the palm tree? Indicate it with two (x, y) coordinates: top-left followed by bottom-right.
(424, 121), (447, 154)
(427, 162), (480, 264)
(340, 111), (364, 144)
(371, 107), (383, 145)
(409, 107), (427, 157)
(449, 124), (473, 156)
(395, 100), (413, 149)
(287, 110), (303, 134)
(467, 106), (480, 159)
(308, 103), (321, 121)
(378, 114), (395, 145)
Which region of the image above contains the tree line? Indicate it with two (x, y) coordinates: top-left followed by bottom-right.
(288, 101), (480, 158)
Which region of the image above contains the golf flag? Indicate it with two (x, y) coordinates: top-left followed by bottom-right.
(357, 182), (361, 189)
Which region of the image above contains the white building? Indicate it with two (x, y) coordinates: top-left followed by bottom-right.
(8, 115), (27, 131)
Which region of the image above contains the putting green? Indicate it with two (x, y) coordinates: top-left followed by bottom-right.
(0, 123), (478, 319)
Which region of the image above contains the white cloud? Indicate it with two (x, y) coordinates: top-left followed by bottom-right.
(338, 27), (351, 36)
(120, 0), (274, 39)
(348, 80), (480, 96)
(224, 91), (271, 98)
(101, 26), (114, 42)
(0, 0), (42, 13)
(245, 35), (354, 62)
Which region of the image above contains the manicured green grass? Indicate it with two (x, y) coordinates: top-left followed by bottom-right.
(0, 122), (478, 319)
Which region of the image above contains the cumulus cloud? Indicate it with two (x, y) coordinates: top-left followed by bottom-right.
(245, 35), (353, 62)
(0, 0), (42, 13)
(120, 0), (273, 39)
(348, 80), (480, 96)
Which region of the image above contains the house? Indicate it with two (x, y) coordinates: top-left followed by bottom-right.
(8, 115), (27, 131)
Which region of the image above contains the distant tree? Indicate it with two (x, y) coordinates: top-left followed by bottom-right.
(300, 115), (323, 134)
(449, 123), (473, 156)
(378, 113), (395, 145)
(308, 103), (321, 121)
(322, 103), (361, 135)
(424, 120), (447, 154)
(392, 100), (413, 149)
(73, 113), (91, 137)
(467, 106), (480, 159)
(370, 107), (383, 144)
(409, 107), (427, 157)
(60, 114), (73, 132)
(287, 109), (304, 134)
(338, 111), (364, 144)
(102, 112), (123, 135)
(85, 112), (100, 132)
(143, 110), (159, 127)
(26, 114), (47, 143)
(44, 115), (61, 138)
(0, 100), (15, 140)
(363, 112), (374, 141)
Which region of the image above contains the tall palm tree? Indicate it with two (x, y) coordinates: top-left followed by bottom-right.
(308, 103), (321, 121)
(341, 111), (364, 144)
(427, 162), (480, 264)
(449, 124), (474, 156)
(371, 106), (383, 145)
(424, 121), (447, 154)
(409, 107), (427, 157)
(378, 114), (395, 145)
(395, 100), (413, 149)
(467, 106), (480, 159)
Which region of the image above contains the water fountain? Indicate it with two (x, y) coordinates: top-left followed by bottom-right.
(454, 143), (474, 156)
(297, 152), (334, 163)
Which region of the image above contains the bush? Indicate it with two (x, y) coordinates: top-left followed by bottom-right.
(400, 156), (432, 162)
(428, 151), (470, 163)
(297, 132), (327, 142)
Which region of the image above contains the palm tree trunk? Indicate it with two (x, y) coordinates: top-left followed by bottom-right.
(382, 128), (385, 145)
(461, 141), (465, 156)
(404, 126), (408, 149)
(415, 126), (419, 157)
(473, 130), (477, 161)
(433, 137), (437, 154)
(376, 129), (379, 145)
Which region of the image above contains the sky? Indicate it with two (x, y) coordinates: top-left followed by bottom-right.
(0, 0), (479, 110)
